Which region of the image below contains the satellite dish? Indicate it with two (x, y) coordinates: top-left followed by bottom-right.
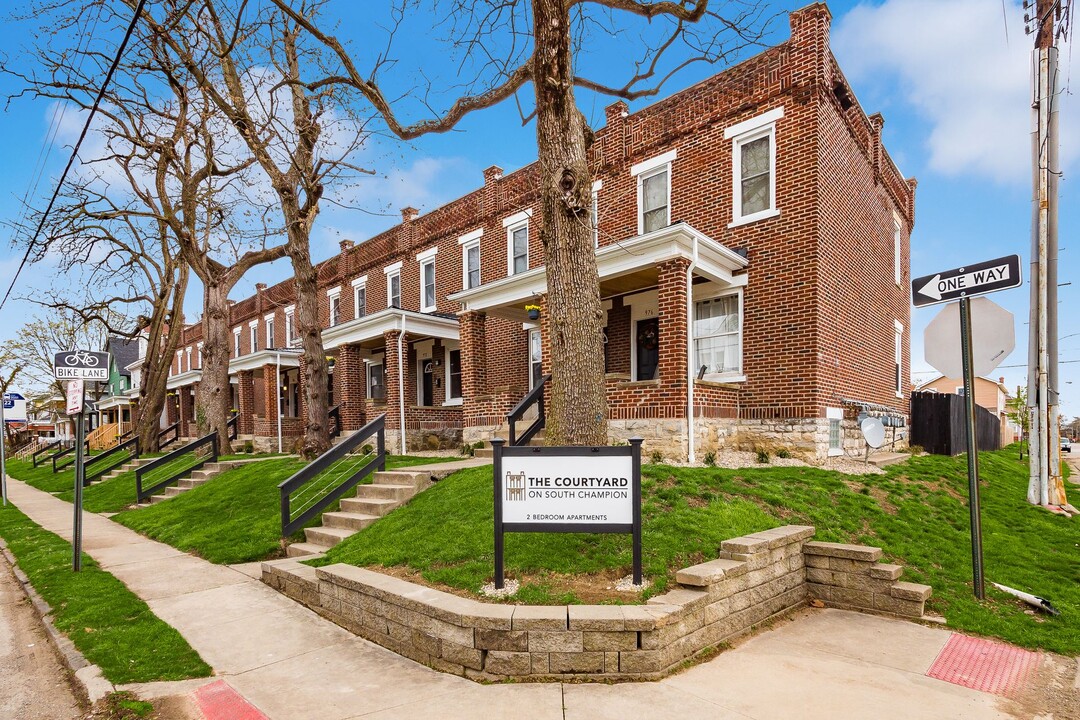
(861, 417), (886, 449)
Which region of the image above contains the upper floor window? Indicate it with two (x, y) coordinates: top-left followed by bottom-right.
(893, 217), (903, 286)
(233, 328), (242, 358)
(327, 287), (341, 327)
(284, 306), (296, 346)
(417, 247), (437, 312)
(725, 106), (783, 227)
(196, 343), (203, 368)
(693, 293), (742, 378)
(503, 210), (532, 276)
(352, 276), (367, 319)
(895, 320), (903, 398)
(175, 350), (182, 374)
(249, 321), (259, 352)
(591, 180), (602, 247)
(632, 150), (676, 235)
(265, 315), (275, 350)
(185, 346), (192, 372)
(458, 228), (482, 290)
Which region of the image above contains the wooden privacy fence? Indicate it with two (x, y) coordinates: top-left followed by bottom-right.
(910, 392), (1001, 456)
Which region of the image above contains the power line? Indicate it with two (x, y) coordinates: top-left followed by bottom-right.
(0, 0), (148, 311)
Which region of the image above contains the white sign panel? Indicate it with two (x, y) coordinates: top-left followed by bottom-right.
(2, 392), (27, 422)
(500, 454), (633, 525)
(66, 380), (84, 415)
(924, 297), (1016, 380)
(53, 350), (110, 381)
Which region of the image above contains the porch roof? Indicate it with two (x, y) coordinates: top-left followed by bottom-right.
(97, 395), (132, 411)
(447, 222), (748, 321)
(165, 369), (202, 390)
(321, 308), (460, 352)
(229, 349), (302, 374)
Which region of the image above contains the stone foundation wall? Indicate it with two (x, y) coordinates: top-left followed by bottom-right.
(263, 525), (931, 681)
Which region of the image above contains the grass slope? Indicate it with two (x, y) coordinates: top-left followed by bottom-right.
(0, 502), (211, 683)
(315, 447), (1080, 655)
(113, 455), (457, 565)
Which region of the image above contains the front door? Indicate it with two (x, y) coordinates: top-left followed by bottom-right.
(419, 360), (434, 406)
(635, 318), (659, 381)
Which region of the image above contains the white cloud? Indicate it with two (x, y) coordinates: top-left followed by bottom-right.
(833, 0), (1075, 183)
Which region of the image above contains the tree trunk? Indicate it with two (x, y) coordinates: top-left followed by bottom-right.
(532, 0), (608, 446)
(197, 279), (234, 453)
(135, 265), (189, 453)
(289, 235), (330, 459)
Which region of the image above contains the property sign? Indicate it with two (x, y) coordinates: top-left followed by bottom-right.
(911, 254), (1022, 308)
(53, 350), (110, 381)
(2, 392), (27, 423)
(492, 439), (643, 589)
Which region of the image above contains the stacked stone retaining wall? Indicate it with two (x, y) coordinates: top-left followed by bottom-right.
(262, 524), (931, 681)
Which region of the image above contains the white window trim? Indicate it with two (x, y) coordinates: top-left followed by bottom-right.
(196, 342), (203, 369)
(419, 256), (437, 313)
(826, 406), (844, 457)
(443, 342), (462, 406)
(895, 320), (904, 398)
(893, 216), (903, 286)
(185, 346), (192, 372)
(264, 314), (275, 349)
(462, 239), (481, 290)
(727, 107), (783, 228)
(248, 322), (258, 353)
(386, 270), (401, 309)
(591, 180), (602, 248)
(383, 261), (403, 275)
(327, 287), (341, 327)
(352, 276), (368, 319)
(692, 287), (745, 382)
(326, 286), (341, 298)
(284, 306), (296, 346)
(501, 209), (533, 228)
(506, 220), (529, 276)
(366, 354), (385, 400)
(415, 246), (438, 262)
(233, 328), (242, 357)
(633, 151), (676, 237)
(457, 228), (483, 245)
(175, 350), (182, 374)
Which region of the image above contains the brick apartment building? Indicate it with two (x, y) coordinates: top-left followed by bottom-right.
(154, 3), (916, 460)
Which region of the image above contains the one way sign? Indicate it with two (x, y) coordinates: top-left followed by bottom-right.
(911, 254), (1022, 308)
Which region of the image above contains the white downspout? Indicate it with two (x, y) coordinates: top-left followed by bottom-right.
(398, 314), (407, 455)
(686, 236), (699, 464)
(276, 351), (282, 454)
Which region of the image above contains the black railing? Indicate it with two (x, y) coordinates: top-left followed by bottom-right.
(52, 440), (89, 473)
(118, 428), (135, 443)
(158, 421), (180, 449)
(33, 440), (63, 468)
(279, 413), (386, 537)
(84, 435), (140, 485)
(227, 412), (239, 442)
(136, 432), (219, 503)
(506, 374), (551, 446)
(328, 405), (341, 439)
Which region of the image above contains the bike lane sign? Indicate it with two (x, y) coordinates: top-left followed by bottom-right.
(54, 350), (110, 381)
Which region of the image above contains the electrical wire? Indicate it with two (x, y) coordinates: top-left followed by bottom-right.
(0, 0), (148, 311)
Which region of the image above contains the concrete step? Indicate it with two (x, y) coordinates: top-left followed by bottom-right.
(322, 511), (379, 531)
(177, 478), (207, 490)
(286, 542), (328, 558)
(303, 525), (354, 548)
(162, 486), (185, 497)
(867, 452), (910, 468)
(371, 471), (428, 488)
(149, 494), (171, 504)
(360, 483), (415, 501)
(474, 447), (494, 459)
(190, 469), (215, 481)
(339, 497), (399, 517)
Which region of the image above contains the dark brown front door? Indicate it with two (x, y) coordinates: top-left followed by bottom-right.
(636, 318), (659, 381)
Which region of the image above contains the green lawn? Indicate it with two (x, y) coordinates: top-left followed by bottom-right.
(113, 454), (459, 565)
(0, 502), (211, 684)
(313, 447), (1080, 655)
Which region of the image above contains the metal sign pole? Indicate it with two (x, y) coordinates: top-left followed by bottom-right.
(491, 438), (505, 590)
(1, 396), (7, 507)
(630, 437), (643, 585)
(72, 386), (86, 572)
(959, 297), (985, 599)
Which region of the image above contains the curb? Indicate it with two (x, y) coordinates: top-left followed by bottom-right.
(0, 538), (115, 703)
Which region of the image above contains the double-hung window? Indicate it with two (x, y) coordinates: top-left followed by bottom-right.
(249, 321), (259, 353)
(265, 315), (275, 350)
(233, 328), (241, 358)
(895, 321), (903, 397)
(417, 247), (437, 312)
(447, 349), (462, 401)
(327, 287), (341, 327)
(185, 346), (192, 372)
(693, 293), (742, 378)
(284, 306), (296, 346)
(351, 276), (367, 319)
(368, 360), (385, 400)
(893, 217), (903, 286)
(196, 342), (203, 369)
(458, 228), (482, 290)
(632, 150), (676, 235)
(503, 210), (532, 276)
(725, 106), (783, 227)
(385, 262), (402, 309)
(591, 180), (602, 247)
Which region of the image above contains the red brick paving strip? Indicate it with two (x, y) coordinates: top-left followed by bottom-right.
(927, 633), (1040, 697)
(193, 679), (268, 720)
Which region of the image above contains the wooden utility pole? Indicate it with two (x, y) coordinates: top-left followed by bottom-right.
(1026, 0), (1069, 510)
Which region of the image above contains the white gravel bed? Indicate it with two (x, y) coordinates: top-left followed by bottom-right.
(662, 450), (888, 475)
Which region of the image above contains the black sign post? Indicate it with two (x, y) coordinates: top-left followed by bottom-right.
(492, 438), (643, 590)
(911, 254), (1022, 308)
(72, 388), (85, 572)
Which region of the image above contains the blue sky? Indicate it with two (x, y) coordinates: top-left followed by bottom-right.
(0, 0), (1075, 416)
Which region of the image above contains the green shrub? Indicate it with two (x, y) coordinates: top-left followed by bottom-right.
(755, 449), (770, 464)
(703, 451), (717, 466)
(776, 448), (791, 459)
(649, 450), (664, 464)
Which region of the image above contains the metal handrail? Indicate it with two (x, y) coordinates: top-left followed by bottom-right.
(279, 413), (386, 537)
(32, 440), (62, 468)
(158, 421), (180, 449)
(136, 432), (219, 502)
(118, 428), (135, 443)
(226, 412), (239, 441)
(328, 405), (341, 439)
(506, 374), (551, 446)
(84, 435), (140, 484)
(51, 440), (89, 473)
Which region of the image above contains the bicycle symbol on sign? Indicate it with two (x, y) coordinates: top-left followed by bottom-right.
(60, 350), (99, 367)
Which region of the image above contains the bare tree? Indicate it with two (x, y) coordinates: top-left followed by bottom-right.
(275, 0), (771, 445)
(137, 0), (376, 458)
(7, 315), (113, 400)
(0, 350), (24, 449)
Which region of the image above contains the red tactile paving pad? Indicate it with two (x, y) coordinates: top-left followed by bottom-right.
(193, 679), (268, 720)
(927, 633), (1040, 697)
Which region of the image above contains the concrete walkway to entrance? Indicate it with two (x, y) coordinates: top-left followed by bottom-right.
(3, 475), (1025, 719)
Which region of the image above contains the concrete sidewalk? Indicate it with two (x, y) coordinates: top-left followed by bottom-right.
(3, 476), (1024, 719)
